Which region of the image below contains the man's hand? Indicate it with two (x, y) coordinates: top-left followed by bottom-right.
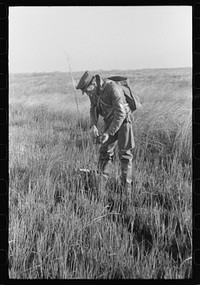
(100, 132), (109, 144)
(90, 125), (99, 138)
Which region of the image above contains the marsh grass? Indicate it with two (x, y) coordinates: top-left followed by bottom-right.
(9, 68), (192, 279)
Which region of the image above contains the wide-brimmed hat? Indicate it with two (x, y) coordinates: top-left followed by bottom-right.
(76, 71), (94, 94)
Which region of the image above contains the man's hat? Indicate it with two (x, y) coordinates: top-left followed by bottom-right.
(76, 71), (94, 94)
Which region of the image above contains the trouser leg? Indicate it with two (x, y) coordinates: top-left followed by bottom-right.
(98, 132), (118, 175)
(97, 125), (118, 194)
(118, 121), (135, 188)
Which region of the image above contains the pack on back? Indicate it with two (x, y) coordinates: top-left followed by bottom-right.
(107, 76), (142, 112)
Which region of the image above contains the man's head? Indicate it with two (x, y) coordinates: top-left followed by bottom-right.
(76, 71), (97, 96)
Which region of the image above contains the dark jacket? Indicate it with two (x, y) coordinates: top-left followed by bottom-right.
(89, 76), (131, 136)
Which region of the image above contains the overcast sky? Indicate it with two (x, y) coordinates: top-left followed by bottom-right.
(9, 6), (192, 73)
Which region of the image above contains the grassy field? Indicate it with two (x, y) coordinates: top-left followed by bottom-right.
(9, 68), (192, 279)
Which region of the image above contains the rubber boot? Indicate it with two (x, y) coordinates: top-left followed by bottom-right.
(120, 160), (133, 200)
(97, 159), (112, 196)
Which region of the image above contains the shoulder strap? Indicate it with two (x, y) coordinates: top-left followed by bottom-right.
(95, 74), (101, 96)
(94, 75), (112, 108)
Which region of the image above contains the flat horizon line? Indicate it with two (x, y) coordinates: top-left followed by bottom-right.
(9, 66), (192, 75)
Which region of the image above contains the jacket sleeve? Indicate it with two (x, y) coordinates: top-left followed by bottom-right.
(89, 98), (99, 128)
(106, 84), (127, 136)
